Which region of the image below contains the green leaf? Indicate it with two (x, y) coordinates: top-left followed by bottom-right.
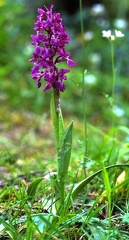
(31, 213), (55, 232)
(58, 121), (73, 179)
(27, 177), (43, 201)
(101, 161), (111, 202)
(71, 164), (129, 201)
(50, 91), (64, 152)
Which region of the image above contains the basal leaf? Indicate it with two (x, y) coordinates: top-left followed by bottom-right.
(58, 121), (73, 179)
(27, 177), (43, 201)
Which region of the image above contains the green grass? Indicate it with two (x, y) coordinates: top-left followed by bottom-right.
(1, 0), (129, 239)
(1, 114), (129, 239)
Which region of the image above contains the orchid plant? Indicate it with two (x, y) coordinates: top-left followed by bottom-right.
(29, 5), (77, 216)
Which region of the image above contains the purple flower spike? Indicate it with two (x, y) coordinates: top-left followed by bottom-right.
(29, 5), (77, 92)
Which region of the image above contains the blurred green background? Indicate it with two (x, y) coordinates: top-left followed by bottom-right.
(1, 0), (129, 126)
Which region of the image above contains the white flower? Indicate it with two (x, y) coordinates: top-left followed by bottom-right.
(102, 29), (124, 40)
(102, 30), (115, 40)
(115, 30), (124, 37)
(102, 30), (112, 38)
(111, 35), (115, 40)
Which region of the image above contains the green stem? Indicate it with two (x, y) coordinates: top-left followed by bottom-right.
(50, 89), (73, 216)
(50, 89), (65, 215)
(50, 89), (64, 153)
(79, 0), (88, 177)
(110, 40), (116, 137)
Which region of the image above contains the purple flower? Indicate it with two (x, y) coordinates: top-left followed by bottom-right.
(29, 5), (77, 92)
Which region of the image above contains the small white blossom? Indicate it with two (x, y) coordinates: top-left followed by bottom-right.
(115, 30), (124, 37)
(102, 30), (112, 38)
(102, 29), (124, 40)
(111, 35), (115, 40)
